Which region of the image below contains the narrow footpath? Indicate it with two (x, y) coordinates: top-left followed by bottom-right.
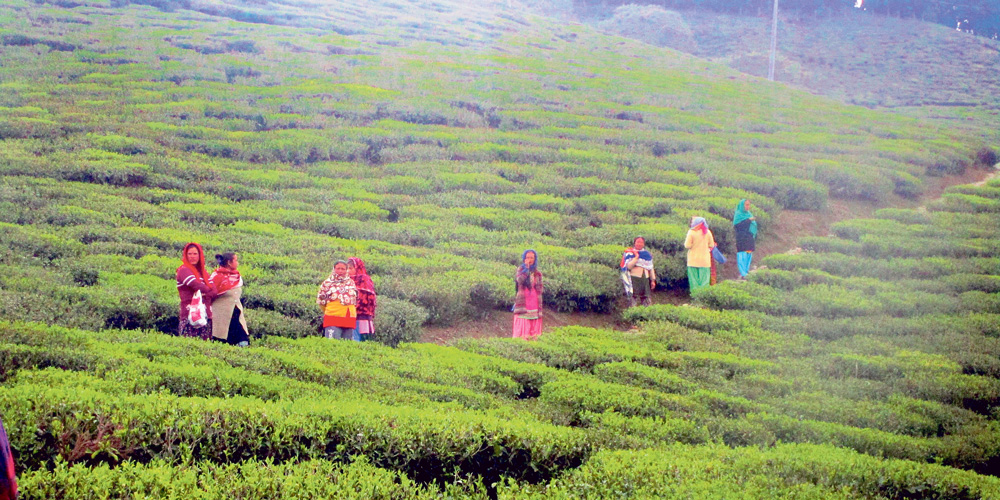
(421, 166), (999, 344)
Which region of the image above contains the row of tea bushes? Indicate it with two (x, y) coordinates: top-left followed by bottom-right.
(451, 327), (1000, 470)
(22, 443), (1000, 499)
(690, 279), (1000, 319)
(620, 176), (1000, 475)
(19, 457), (489, 499)
(513, 443), (1000, 498)
(1, 373), (592, 484)
(7, 316), (1000, 479)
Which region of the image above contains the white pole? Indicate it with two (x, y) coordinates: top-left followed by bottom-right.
(768, 0), (778, 81)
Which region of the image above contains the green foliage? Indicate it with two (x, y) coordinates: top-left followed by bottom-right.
(373, 297), (429, 347)
(691, 281), (782, 312)
(622, 303), (764, 333)
(0, 0), (999, 495)
(520, 443), (1000, 499)
(20, 457), (486, 499)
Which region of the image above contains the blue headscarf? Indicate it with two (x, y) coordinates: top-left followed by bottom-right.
(518, 249), (538, 274)
(733, 199), (758, 238)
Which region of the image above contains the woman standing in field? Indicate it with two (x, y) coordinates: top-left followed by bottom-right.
(733, 199), (758, 280)
(317, 260), (358, 340)
(209, 252), (250, 347)
(513, 249), (543, 340)
(348, 257), (377, 342)
(176, 242), (216, 339)
(621, 236), (656, 307)
(684, 217), (716, 293)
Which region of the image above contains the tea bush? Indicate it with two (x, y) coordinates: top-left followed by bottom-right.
(1, 0), (999, 494)
(518, 443), (1000, 499)
(372, 297), (429, 347)
(691, 281), (782, 313)
(20, 457), (486, 500)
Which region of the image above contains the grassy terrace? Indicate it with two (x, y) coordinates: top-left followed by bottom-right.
(1, 0), (999, 497)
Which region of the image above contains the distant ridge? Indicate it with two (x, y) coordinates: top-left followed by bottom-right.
(567, 6), (1000, 110)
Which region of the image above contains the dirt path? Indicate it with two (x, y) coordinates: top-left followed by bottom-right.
(421, 166), (998, 344)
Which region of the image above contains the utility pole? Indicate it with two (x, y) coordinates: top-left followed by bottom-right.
(768, 0), (778, 81)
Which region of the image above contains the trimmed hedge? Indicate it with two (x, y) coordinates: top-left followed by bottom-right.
(19, 457), (487, 499)
(1, 374), (593, 485)
(512, 443), (1000, 498)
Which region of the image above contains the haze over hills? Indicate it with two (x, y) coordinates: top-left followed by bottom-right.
(556, 3), (1000, 127)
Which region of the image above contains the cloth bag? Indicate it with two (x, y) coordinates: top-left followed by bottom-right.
(188, 290), (208, 327)
(711, 246), (727, 264)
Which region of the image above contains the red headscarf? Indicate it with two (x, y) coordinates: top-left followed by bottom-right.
(180, 242), (209, 285)
(349, 257), (377, 316)
(348, 257), (374, 293)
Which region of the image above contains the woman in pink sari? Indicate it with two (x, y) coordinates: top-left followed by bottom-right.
(512, 249), (543, 340)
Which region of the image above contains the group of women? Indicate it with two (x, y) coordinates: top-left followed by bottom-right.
(175, 242), (250, 346)
(684, 198), (758, 292)
(176, 243), (380, 344)
(316, 257), (377, 341)
(512, 199), (758, 339)
(177, 200), (756, 344)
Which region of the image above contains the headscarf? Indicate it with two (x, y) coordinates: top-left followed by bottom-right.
(516, 249), (542, 292)
(317, 262), (358, 307)
(348, 257), (377, 315)
(180, 242), (209, 285)
(518, 249), (538, 275)
(690, 217), (708, 235)
(733, 199), (758, 238)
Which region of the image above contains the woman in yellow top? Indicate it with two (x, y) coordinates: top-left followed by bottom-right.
(684, 216), (716, 293)
(317, 260), (358, 340)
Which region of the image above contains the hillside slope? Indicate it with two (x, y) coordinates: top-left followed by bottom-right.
(8, 171), (1000, 495)
(0, 0), (993, 338)
(585, 5), (1000, 111)
(3, 1), (1000, 497)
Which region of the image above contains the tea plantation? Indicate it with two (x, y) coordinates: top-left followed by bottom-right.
(1, 0), (1000, 497)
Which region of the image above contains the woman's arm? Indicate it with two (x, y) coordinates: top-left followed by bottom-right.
(179, 268), (216, 299)
(515, 272), (530, 289)
(625, 250), (639, 269)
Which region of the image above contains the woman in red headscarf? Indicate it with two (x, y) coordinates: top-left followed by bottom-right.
(348, 257), (377, 342)
(176, 242), (217, 340)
